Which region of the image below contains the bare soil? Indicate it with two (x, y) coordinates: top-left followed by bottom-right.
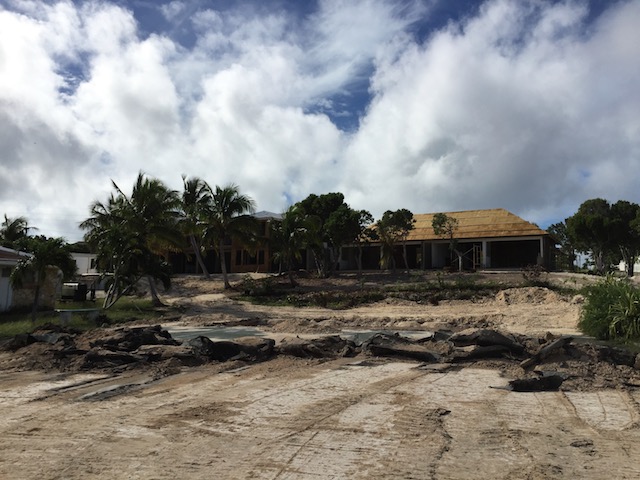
(2, 272), (640, 479)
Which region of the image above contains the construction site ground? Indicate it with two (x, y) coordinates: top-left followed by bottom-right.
(1, 272), (640, 479)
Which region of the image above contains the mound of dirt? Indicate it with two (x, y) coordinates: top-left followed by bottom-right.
(495, 286), (561, 304)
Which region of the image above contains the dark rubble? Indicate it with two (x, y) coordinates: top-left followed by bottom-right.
(3, 323), (640, 392)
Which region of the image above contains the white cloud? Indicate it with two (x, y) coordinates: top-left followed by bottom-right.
(342, 0), (640, 224)
(0, 0), (639, 242)
(160, 1), (186, 21)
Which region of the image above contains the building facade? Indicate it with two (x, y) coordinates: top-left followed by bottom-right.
(340, 209), (554, 271)
(168, 211), (282, 275)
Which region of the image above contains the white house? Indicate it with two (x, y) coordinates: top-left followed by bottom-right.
(71, 252), (98, 275)
(619, 260), (640, 276)
(0, 246), (29, 312)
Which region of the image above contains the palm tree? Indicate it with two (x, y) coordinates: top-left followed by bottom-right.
(1, 215), (34, 249)
(81, 173), (182, 308)
(270, 206), (313, 286)
(10, 236), (76, 322)
(180, 175), (212, 278)
(81, 194), (135, 309)
(204, 184), (257, 289)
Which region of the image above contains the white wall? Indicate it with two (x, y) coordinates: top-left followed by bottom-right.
(619, 260), (640, 275)
(0, 268), (13, 312)
(72, 253), (98, 275)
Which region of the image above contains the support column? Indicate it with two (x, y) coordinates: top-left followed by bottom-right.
(482, 240), (488, 268)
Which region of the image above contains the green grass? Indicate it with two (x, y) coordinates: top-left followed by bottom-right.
(0, 297), (166, 339)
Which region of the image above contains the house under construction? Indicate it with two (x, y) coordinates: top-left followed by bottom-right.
(340, 208), (554, 271)
(168, 208), (554, 275)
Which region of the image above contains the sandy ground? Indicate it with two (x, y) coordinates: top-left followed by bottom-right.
(2, 272), (640, 479)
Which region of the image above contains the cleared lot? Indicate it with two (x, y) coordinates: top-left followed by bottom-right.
(1, 273), (640, 479)
(2, 355), (640, 479)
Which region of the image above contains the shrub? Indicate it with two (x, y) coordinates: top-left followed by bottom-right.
(579, 275), (640, 340)
(521, 264), (548, 286)
(240, 275), (275, 296)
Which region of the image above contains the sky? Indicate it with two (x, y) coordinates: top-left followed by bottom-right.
(0, 0), (639, 242)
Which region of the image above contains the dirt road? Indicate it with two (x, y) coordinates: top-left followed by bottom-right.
(2, 357), (640, 479)
(1, 273), (640, 479)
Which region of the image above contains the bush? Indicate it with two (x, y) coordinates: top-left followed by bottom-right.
(521, 264), (548, 286)
(579, 276), (640, 340)
(240, 275), (275, 296)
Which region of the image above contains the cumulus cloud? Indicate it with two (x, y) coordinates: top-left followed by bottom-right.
(343, 0), (640, 223)
(0, 0), (638, 241)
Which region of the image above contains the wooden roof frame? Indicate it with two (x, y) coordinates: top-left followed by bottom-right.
(406, 208), (547, 242)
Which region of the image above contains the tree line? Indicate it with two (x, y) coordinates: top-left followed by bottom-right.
(1, 173), (418, 311)
(548, 198), (640, 276)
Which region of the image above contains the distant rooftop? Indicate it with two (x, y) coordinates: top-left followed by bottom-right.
(0, 246), (30, 265)
(253, 211), (283, 220)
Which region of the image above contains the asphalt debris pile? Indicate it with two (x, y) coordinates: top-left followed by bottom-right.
(3, 324), (640, 391)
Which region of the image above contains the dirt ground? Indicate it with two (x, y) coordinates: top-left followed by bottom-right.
(2, 272), (640, 479)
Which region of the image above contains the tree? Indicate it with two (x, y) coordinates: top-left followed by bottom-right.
(298, 193), (344, 277)
(353, 210), (375, 275)
(376, 209), (415, 273)
(269, 205), (315, 286)
(324, 205), (364, 273)
(432, 213), (463, 271)
(566, 199), (614, 275)
(610, 200), (640, 277)
(203, 184), (257, 289)
(81, 193), (137, 308)
(547, 221), (577, 272)
(81, 173), (182, 308)
(181, 175), (212, 278)
(1, 215), (34, 249)
(295, 193), (371, 277)
(10, 236), (76, 322)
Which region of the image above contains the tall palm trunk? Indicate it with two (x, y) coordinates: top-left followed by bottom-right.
(219, 238), (231, 289)
(103, 280), (117, 310)
(189, 235), (210, 278)
(147, 275), (164, 307)
(287, 266), (296, 286)
(31, 283), (41, 323)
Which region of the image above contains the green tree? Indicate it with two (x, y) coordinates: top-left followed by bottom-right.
(81, 173), (182, 308)
(203, 184), (257, 289)
(324, 204), (364, 273)
(610, 200), (640, 277)
(376, 209), (415, 273)
(353, 210), (375, 275)
(1, 215), (34, 249)
(10, 236), (76, 322)
(181, 175), (213, 278)
(432, 213), (463, 271)
(269, 205), (316, 286)
(566, 198), (614, 275)
(547, 221), (577, 272)
(295, 193), (370, 277)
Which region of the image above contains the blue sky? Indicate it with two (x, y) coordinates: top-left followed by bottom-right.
(0, 0), (639, 241)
